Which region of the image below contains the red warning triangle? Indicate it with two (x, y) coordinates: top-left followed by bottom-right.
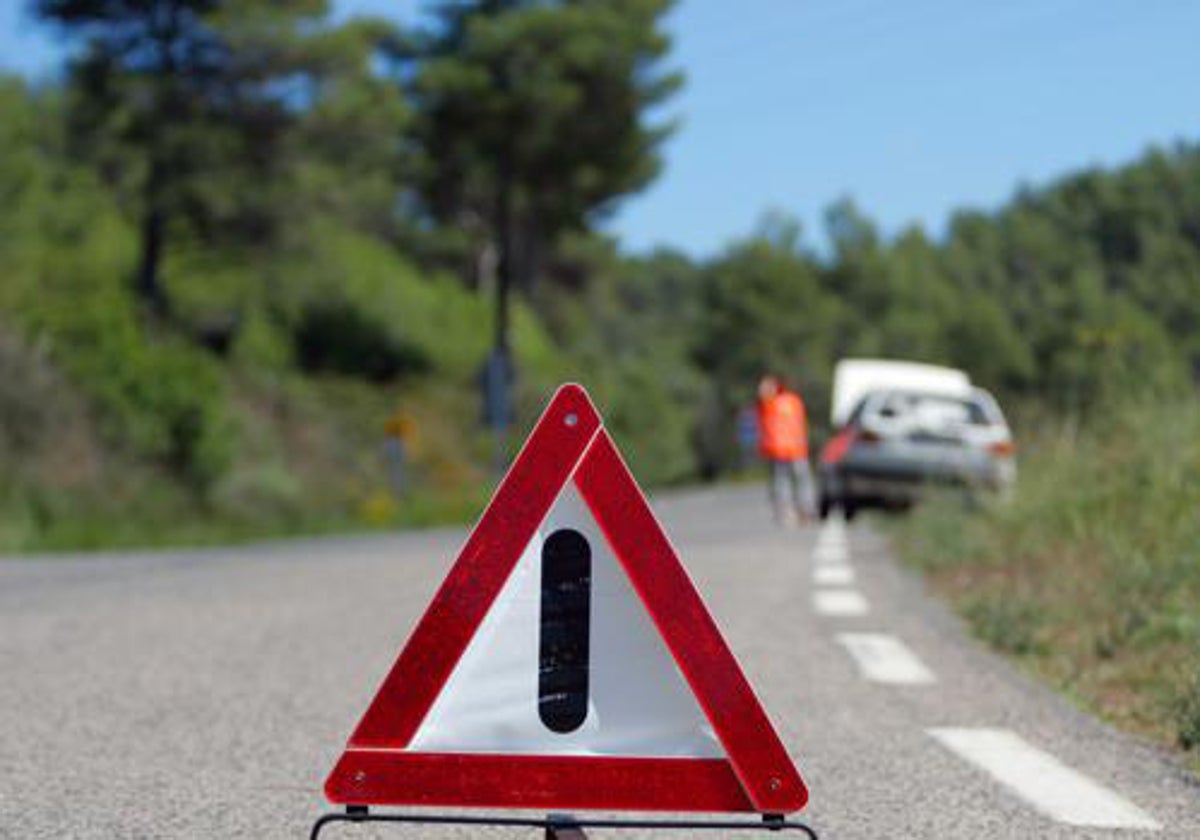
(324, 384), (807, 814)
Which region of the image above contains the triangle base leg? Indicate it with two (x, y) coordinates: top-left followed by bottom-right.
(308, 810), (817, 839)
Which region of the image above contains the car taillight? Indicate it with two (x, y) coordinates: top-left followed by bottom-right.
(821, 427), (857, 464)
(988, 440), (1016, 457)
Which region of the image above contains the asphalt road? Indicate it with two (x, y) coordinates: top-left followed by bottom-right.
(2, 485), (1197, 839)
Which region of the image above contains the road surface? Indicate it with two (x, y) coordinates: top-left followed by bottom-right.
(2, 485), (1197, 838)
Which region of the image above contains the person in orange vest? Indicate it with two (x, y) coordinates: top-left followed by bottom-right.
(756, 374), (815, 525)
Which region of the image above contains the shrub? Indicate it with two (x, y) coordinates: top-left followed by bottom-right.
(294, 299), (430, 381)
(0, 325), (70, 455)
(963, 594), (1046, 656)
(28, 278), (232, 490)
(1177, 666), (1200, 752)
(587, 357), (702, 485)
(138, 343), (233, 489)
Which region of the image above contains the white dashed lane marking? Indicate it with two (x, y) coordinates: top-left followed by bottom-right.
(817, 519), (846, 538)
(813, 544), (849, 565)
(929, 727), (1161, 830)
(814, 522), (847, 556)
(809, 522), (1161, 831)
(836, 632), (935, 685)
(813, 540), (848, 565)
(813, 589), (870, 616)
(813, 565), (854, 585)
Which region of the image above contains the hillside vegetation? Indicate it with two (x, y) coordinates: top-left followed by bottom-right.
(896, 400), (1200, 771)
(2, 1), (1200, 553)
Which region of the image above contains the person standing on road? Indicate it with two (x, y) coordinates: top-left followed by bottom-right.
(756, 374), (815, 526)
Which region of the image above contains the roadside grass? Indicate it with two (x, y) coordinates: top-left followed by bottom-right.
(0, 370), (498, 555)
(1, 481), (492, 554)
(0, 469), (493, 554)
(893, 397), (1200, 775)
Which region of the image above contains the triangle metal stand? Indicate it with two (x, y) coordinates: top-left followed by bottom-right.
(309, 807), (819, 839)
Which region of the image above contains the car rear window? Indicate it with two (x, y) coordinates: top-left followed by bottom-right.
(869, 392), (993, 427)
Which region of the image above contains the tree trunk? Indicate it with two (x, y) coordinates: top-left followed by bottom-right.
(136, 204), (169, 318)
(136, 155), (170, 319)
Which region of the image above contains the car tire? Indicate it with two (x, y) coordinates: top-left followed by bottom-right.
(843, 502), (859, 522)
(818, 495), (833, 521)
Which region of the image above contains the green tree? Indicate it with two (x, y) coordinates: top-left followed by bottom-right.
(542, 235), (705, 482)
(403, 0), (682, 357)
(35, 0), (403, 318)
(693, 218), (840, 472)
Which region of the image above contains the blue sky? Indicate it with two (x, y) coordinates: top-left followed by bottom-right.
(3, 1), (1198, 256)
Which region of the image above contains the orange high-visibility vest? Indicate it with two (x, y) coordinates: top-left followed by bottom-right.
(757, 390), (809, 461)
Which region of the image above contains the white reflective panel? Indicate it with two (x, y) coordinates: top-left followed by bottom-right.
(409, 482), (724, 758)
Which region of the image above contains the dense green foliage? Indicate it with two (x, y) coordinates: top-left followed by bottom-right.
(2, 0), (1199, 553)
(895, 400), (1200, 770)
(677, 157), (1200, 470)
(36, 0), (409, 316)
(406, 0), (679, 298)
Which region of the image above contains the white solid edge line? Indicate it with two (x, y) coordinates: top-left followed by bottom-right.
(928, 727), (1161, 830)
(813, 589), (869, 616)
(835, 633), (935, 685)
(813, 565), (855, 585)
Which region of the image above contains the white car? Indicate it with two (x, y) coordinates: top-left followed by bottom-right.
(818, 360), (1016, 519)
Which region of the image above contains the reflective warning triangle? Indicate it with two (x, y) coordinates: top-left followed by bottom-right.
(324, 384), (807, 814)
